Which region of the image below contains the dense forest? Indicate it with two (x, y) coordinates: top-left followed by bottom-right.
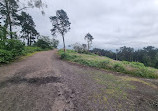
(91, 46), (158, 69)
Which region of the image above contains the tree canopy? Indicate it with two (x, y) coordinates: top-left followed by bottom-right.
(50, 9), (71, 52)
(17, 11), (39, 46)
(85, 33), (94, 51)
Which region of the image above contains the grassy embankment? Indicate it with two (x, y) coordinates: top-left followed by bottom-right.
(58, 50), (158, 79)
(0, 46), (49, 64)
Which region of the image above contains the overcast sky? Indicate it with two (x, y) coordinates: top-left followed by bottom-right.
(27, 0), (158, 50)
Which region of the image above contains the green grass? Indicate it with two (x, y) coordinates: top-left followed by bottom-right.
(22, 46), (43, 55)
(86, 70), (157, 110)
(0, 46), (49, 64)
(58, 50), (158, 79)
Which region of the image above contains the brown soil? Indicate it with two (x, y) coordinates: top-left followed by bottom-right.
(0, 50), (158, 111)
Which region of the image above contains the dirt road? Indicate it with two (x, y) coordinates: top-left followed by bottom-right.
(0, 50), (158, 111)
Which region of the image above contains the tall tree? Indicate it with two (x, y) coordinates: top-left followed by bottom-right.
(17, 12), (39, 46)
(50, 9), (71, 52)
(0, 0), (46, 39)
(117, 46), (134, 61)
(84, 33), (94, 51)
(51, 38), (59, 48)
(0, 0), (19, 39)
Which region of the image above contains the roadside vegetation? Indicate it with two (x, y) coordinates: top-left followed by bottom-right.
(0, 0), (59, 64)
(58, 50), (158, 79)
(0, 38), (53, 64)
(0, 26), (57, 64)
(91, 46), (158, 69)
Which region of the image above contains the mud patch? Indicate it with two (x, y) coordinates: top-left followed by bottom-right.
(0, 76), (61, 89)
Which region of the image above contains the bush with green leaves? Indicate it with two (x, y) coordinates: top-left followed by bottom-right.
(0, 39), (45, 64)
(113, 63), (125, 72)
(0, 49), (13, 63)
(0, 39), (25, 62)
(34, 39), (51, 49)
(4, 39), (25, 56)
(0, 26), (8, 41)
(34, 36), (57, 49)
(98, 60), (110, 69)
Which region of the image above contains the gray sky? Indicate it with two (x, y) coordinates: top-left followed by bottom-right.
(27, 0), (158, 50)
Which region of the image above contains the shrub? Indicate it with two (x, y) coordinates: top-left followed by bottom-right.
(34, 39), (52, 49)
(122, 61), (129, 65)
(0, 49), (13, 63)
(98, 60), (110, 68)
(73, 58), (96, 67)
(4, 39), (24, 51)
(113, 63), (125, 72)
(130, 62), (145, 68)
(133, 68), (156, 78)
(60, 53), (69, 59)
(2, 39), (25, 57)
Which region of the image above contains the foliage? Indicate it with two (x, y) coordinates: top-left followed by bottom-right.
(17, 11), (39, 46)
(0, 39), (24, 56)
(0, 39), (46, 64)
(50, 9), (71, 52)
(0, 39), (24, 63)
(0, 25), (8, 41)
(22, 46), (43, 55)
(72, 43), (87, 53)
(0, 0), (41, 39)
(34, 39), (50, 49)
(0, 0), (19, 38)
(58, 50), (158, 79)
(91, 46), (158, 69)
(98, 60), (110, 69)
(0, 46), (44, 64)
(113, 63), (125, 72)
(4, 39), (24, 50)
(85, 33), (94, 51)
(34, 36), (56, 49)
(0, 49), (13, 63)
(51, 38), (59, 48)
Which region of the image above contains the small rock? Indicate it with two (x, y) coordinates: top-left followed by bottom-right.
(66, 100), (70, 104)
(70, 94), (75, 98)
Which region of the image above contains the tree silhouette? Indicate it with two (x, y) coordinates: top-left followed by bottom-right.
(0, 0), (46, 39)
(17, 12), (39, 46)
(0, 0), (19, 39)
(84, 33), (94, 51)
(50, 9), (71, 52)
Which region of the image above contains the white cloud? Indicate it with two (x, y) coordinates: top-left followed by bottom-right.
(26, 0), (158, 49)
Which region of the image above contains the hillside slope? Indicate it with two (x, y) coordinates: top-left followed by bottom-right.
(58, 50), (158, 79)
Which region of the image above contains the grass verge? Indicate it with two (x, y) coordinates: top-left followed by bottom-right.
(58, 50), (158, 79)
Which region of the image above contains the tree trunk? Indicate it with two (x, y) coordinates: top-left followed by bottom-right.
(5, 0), (13, 39)
(27, 37), (29, 46)
(62, 34), (66, 52)
(87, 41), (89, 51)
(9, 18), (13, 39)
(29, 35), (31, 46)
(116, 54), (118, 60)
